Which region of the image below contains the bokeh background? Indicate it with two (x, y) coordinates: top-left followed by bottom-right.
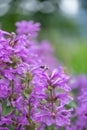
(0, 0), (87, 74)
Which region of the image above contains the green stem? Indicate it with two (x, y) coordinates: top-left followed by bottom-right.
(11, 80), (14, 99)
(25, 81), (36, 129)
(50, 90), (54, 113)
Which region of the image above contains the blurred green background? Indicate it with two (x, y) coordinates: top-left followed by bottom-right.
(0, 0), (87, 74)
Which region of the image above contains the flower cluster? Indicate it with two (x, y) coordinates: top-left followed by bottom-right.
(67, 75), (87, 130)
(0, 20), (72, 130)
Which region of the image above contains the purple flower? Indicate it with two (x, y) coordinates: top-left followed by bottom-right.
(0, 20), (73, 130)
(16, 20), (40, 38)
(15, 115), (29, 126)
(0, 127), (9, 130)
(34, 106), (72, 127)
(0, 115), (12, 126)
(12, 96), (27, 115)
(0, 79), (9, 98)
(68, 75), (87, 130)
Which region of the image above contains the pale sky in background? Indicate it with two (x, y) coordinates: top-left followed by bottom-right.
(60, 0), (79, 16)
